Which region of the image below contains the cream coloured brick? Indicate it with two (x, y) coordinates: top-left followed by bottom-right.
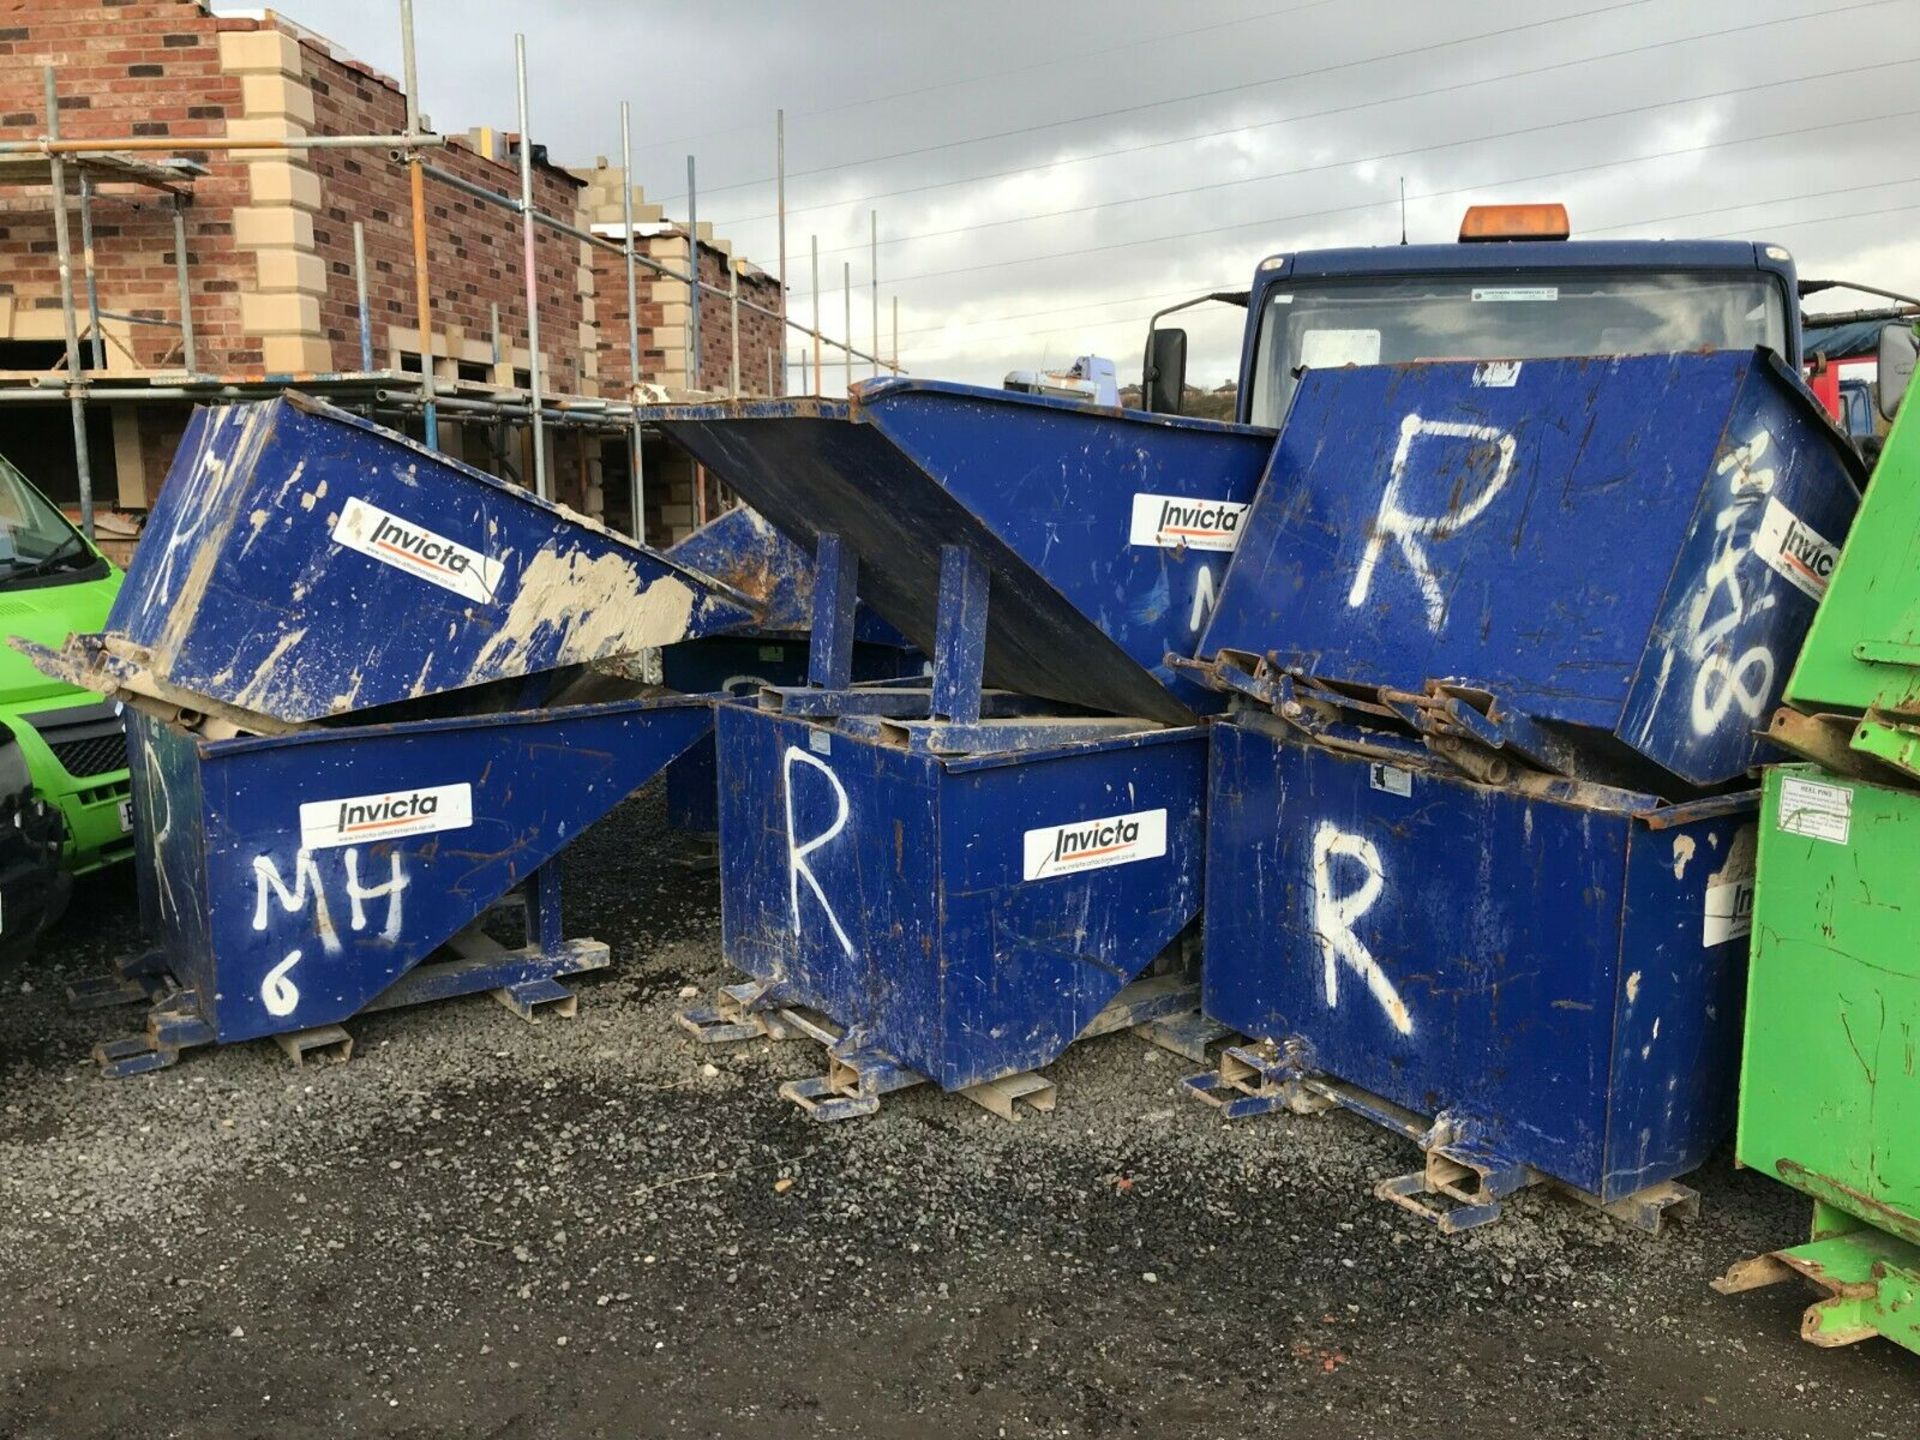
(252, 248), (327, 297)
(225, 115), (311, 144)
(240, 73), (317, 126)
(233, 206), (314, 249)
(217, 29), (304, 77)
(241, 290), (322, 336)
(261, 334), (335, 374)
(247, 159), (322, 212)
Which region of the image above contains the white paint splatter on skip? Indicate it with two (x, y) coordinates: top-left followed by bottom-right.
(1310, 821), (1413, 1036)
(783, 747), (855, 961)
(469, 550), (697, 679)
(1670, 834), (1696, 880)
(1348, 413), (1516, 633)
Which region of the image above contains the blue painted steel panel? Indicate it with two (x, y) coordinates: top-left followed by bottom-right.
(125, 695), (712, 1042)
(1201, 351), (1860, 788)
(1203, 718), (1752, 1200)
(658, 637), (925, 833)
(716, 703), (1206, 1089)
(109, 395), (754, 723)
(665, 505), (909, 646)
(655, 381), (1275, 724)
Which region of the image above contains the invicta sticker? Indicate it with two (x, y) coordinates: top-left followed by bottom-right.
(1128, 493), (1246, 552)
(1755, 496), (1839, 601)
(299, 782), (474, 850)
(331, 496), (504, 603)
(1023, 807), (1167, 880)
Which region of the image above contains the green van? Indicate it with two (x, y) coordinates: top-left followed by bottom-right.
(0, 452), (131, 875)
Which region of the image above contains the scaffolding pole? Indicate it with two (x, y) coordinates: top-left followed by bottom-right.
(870, 211), (879, 380)
(170, 198), (197, 375)
(43, 68), (93, 537)
(78, 173), (104, 371)
(728, 252), (741, 396)
(811, 235), (821, 396)
(775, 108), (786, 399)
(400, 0), (437, 448)
(621, 101), (645, 540)
(515, 33), (547, 500)
(843, 261), (851, 396)
(687, 155), (701, 392)
(352, 221), (374, 371)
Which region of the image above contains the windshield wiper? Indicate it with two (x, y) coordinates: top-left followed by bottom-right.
(3, 535), (91, 584)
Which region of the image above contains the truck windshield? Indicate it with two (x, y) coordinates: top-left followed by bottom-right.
(0, 453), (94, 586)
(1247, 270), (1788, 427)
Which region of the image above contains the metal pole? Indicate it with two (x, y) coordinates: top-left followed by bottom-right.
(3, 132), (449, 155)
(78, 172), (104, 370)
(515, 33), (546, 499)
(44, 68), (93, 538)
(843, 260), (852, 396)
(810, 234), (821, 396)
(776, 109), (787, 397)
(621, 102), (645, 540)
(401, 0), (436, 447)
(869, 210), (879, 380)
(171, 198), (197, 374)
(686, 155), (701, 392)
(352, 220), (373, 371)
(728, 253), (740, 397)
(893, 295), (899, 374)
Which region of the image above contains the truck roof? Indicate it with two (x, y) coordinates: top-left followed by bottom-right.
(1273, 238), (1779, 280)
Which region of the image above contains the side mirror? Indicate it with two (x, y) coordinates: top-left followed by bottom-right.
(1144, 328), (1187, 415)
(1878, 323), (1918, 421)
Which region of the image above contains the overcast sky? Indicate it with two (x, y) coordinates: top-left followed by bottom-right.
(238, 0), (1917, 392)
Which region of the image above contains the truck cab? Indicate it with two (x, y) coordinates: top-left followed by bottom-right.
(1144, 204), (1803, 427)
(0, 451), (131, 876)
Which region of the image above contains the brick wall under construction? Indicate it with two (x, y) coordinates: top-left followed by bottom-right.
(0, 0), (788, 540)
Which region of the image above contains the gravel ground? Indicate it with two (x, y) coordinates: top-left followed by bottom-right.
(0, 784), (1913, 1439)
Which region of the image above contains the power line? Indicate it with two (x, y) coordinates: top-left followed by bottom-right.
(716, 0), (1897, 232)
(624, 1), (1341, 160)
(874, 103), (1920, 290)
(1583, 177), (1920, 236)
(803, 55), (1913, 263)
(1704, 201), (1920, 238)
(649, 0), (1659, 205)
(893, 176), (1920, 344)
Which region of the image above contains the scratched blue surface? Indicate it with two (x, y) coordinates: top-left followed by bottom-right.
(124, 697), (712, 1043)
(1201, 351), (1860, 788)
(665, 504), (909, 646)
(658, 636), (926, 833)
(1203, 718), (1753, 1200)
(716, 703), (1207, 1089)
(655, 380), (1275, 724)
(112, 395), (755, 724)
